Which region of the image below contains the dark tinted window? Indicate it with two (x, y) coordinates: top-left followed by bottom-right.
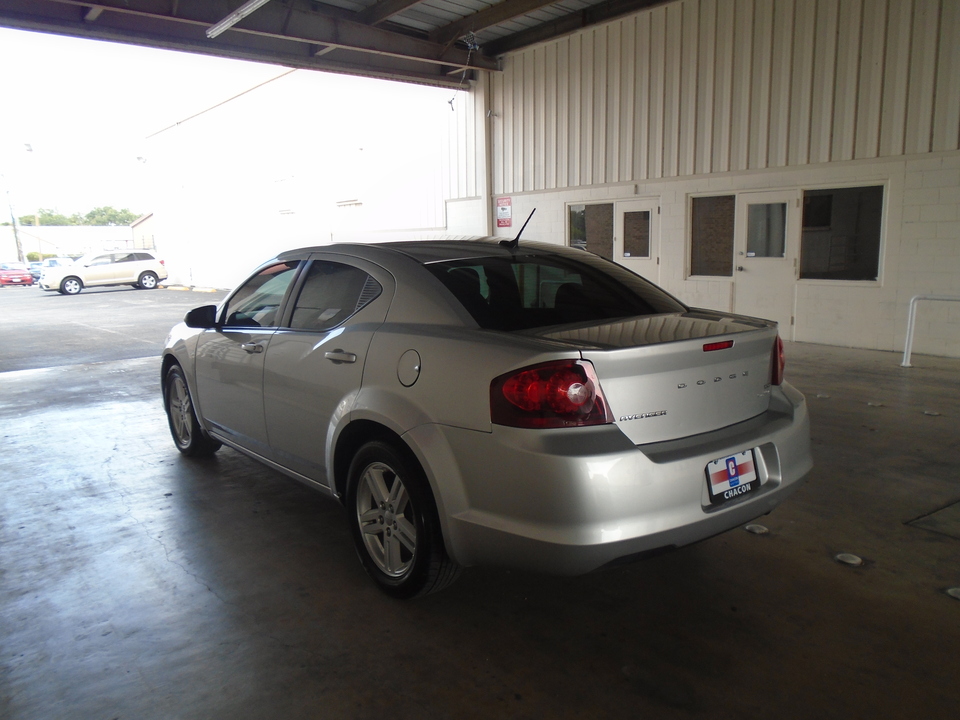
(427, 253), (686, 331)
(223, 261), (299, 328)
(800, 186), (883, 281)
(289, 261), (382, 331)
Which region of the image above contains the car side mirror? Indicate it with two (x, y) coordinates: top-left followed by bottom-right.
(184, 304), (219, 329)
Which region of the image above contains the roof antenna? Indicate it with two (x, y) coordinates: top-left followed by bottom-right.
(499, 208), (536, 249)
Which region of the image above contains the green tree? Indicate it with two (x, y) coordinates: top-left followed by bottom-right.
(83, 206), (139, 226)
(18, 208), (80, 226)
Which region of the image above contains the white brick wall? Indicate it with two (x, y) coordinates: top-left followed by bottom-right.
(473, 150), (960, 358)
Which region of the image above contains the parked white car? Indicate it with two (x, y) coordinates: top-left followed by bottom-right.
(39, 251), (167, 295)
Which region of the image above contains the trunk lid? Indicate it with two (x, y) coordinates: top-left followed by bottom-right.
(532, 312), (778, 444)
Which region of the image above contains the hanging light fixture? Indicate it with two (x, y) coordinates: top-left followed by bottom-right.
(206, 0), (273, 39)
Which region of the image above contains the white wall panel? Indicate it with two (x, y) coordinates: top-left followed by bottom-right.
(855, 0), (887, 159)
(904, 0), (938, 155)
(730, 0), (754, 172)
(446, 0), (958, 197)
(809, 0), (839, 165)
(711, 3), (733, 172)
(634, 12), (652, 180)
(695, 0), (717, 174)
(932, 0), (960, 152)
(648, 9), (667, 180)
(879, 0), (912, 157)
(747, 0), (772, 169)
(788, 0), (814, 166)
(679, 0), (699, 175)
(831, 0), (861, 161)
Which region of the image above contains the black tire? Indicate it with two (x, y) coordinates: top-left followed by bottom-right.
(61, 277), (82, 295)
(346, 441), (461, 598)
(164, 364), (221, 457)
(138, 271), (159, 289)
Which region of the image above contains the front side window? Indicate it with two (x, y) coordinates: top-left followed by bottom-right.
(88, 254), (114, 266)
(223, 261), (299, 328)
(690, 195), (735, 276)
(289, 261), (382, 331)
(427, 252), (685, 331)
(800, 186), (883, 281)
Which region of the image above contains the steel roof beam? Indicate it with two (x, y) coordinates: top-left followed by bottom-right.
(0, 0), (496, 71)
(428, 0), (559, 46)
(356, 0), (424, 27)
(481, 0), (667, 55)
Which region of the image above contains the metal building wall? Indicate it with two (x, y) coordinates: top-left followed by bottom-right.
(481, 0), (960, 197)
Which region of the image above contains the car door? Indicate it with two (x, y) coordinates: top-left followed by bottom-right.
(82, 253), (122, 286)
(194, 260), (301, 457)
(262, 255), (392, 487)
(112, 252), (140, 283)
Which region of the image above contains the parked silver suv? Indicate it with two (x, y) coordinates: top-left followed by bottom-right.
(39, 250), (167, 295)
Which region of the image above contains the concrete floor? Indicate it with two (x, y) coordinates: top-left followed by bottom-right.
(1, 342), (958, 719)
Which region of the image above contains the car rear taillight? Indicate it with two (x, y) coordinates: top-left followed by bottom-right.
(771, 335), (785, 386)
(490, 359), (613, 429)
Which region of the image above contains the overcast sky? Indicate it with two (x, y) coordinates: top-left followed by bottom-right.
(0, 27), (453, 221)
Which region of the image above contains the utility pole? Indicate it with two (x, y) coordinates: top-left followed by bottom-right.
(6, 188), (25, 262)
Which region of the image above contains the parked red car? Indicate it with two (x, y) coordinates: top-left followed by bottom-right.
(0, 262), (35, 287)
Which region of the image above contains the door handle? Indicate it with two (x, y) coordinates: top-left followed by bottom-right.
(736, 266), (745, 272)
(241, 342), (264, 354)
(325, 350), (357, 364)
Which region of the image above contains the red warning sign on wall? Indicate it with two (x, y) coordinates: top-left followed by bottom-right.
(496, 197), (512, 228)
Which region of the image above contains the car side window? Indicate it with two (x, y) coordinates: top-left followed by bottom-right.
(223, 261), (300, 328)
(89, 254), (113, 266)
(289, 261), (382, 332)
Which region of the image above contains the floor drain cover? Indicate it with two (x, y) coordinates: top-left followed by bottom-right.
(744, 524), (769, 535)
(835, 553), (863, 566)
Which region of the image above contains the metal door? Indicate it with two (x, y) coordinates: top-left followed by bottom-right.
(732, 190), (800, 337)
(194, 328), (274, 455)
(262, 256), (392, 487)
(82, 253), (122, 284)
(615, 199), (660, 284)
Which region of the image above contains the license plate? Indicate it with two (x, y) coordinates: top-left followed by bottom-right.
(706, 450), (758, 505)
(12, 278), (21, 283)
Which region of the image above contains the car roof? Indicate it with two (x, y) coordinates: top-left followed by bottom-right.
(278, 237), (585, 266)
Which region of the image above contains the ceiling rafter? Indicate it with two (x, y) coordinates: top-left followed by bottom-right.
(428, 0), (559, 46)
(356, 0), (424, 27)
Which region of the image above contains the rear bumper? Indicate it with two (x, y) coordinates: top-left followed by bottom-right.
(409, 382), (812, 575)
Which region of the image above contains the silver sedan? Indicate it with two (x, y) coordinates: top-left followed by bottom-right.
(162, 239), (812, 597)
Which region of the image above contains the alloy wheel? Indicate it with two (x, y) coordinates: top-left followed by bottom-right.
(355, 461), (417, 578)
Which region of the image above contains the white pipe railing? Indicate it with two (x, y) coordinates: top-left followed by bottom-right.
(901, 295), (960, 367)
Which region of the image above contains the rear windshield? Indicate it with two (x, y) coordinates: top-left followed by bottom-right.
(425, 252), (687, 331)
